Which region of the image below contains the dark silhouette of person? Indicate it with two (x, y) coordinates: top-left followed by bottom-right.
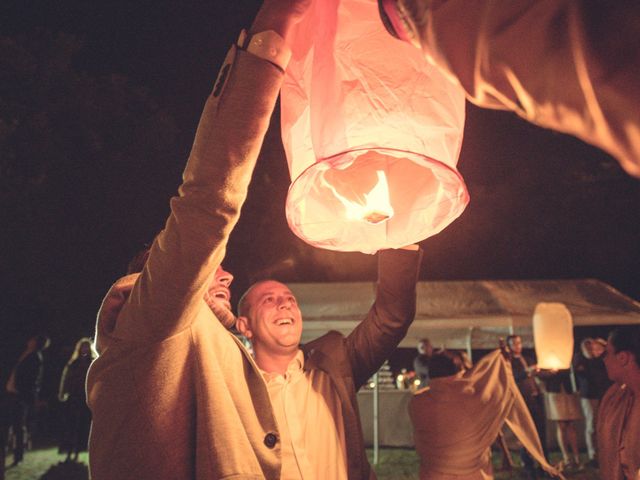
(5, 334), (50, 465)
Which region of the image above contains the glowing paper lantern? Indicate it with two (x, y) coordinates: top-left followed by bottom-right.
(533, 303), (574, 370)
(281, 0), (468, 254)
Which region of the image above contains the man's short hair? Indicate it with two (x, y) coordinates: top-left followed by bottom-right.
(608, 326), (640, 368)
(428, 350), (463, 379)
(237, 279), (273, 319)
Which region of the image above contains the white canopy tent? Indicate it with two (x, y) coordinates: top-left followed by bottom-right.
(289, 278), (640, 454)
(291, 278), (640, 351)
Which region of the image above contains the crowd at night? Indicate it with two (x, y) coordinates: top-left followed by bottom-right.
(2, 1), (639, 479)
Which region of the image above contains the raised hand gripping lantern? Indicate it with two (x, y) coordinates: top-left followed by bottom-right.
(281, 0), (469, 253)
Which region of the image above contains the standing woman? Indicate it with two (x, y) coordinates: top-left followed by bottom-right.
(540, 368), (584, 472)
(58, 338), (95, 462)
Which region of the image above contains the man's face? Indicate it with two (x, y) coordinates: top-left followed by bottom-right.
(418, 340), (432, 357)
(204, 266), (235, 327)
(603, 340), (624, 383)
(509, 336), (523, 355)
(240, 280), (303, 357)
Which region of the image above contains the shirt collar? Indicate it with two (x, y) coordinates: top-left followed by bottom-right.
(260, 349), (305, 383)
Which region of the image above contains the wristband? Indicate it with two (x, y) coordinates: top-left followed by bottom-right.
(237, 29), (291, 71)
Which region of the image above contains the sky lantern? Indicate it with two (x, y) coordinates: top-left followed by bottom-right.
(533, 303), (574, 370)
(281, 0), (468, 254)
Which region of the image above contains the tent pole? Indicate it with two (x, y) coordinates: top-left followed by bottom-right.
(373, 372), (379, 465)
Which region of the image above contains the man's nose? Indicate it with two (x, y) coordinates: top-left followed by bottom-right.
(277, 297), (292, 309)
(217, 267), (233, 287)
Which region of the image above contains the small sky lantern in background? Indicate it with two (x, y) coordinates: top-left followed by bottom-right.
(533, 302), (574, 370)
(281, 0), (468, 254)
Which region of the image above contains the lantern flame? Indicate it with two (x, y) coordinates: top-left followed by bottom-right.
(331, 170), (394, 224)
(540, 354), (563, 370)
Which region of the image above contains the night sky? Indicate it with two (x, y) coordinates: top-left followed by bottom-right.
(2, 0), (639, 380)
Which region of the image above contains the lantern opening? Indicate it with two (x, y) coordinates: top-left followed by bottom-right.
(332, 170), (394, 225)
(286, 149), (468, 254)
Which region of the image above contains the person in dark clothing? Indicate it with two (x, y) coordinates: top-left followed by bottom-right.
(413, 337), (433, 389)
(4, 334), (50, 465)
(506, 334), (549, 478)
(58, 337), (96, 462)
(573, 337), (611, 465)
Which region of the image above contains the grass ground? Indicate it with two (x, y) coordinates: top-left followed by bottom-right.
(3, 445), (600, 479)
(367, 448), (601, 480)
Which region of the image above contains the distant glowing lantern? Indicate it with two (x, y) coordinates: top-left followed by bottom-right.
(533, 303), (574, 370)
(281, 0), (468, 254)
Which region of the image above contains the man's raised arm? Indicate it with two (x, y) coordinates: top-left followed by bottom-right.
(111, 1), (309, 342)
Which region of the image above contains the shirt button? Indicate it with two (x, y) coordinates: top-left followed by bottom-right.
(264, 432), (278, 449)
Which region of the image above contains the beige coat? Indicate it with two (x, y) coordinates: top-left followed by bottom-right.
(87, 44), (421, 480)
(409, 350), (559, 479)
(418, 1), (640, 177)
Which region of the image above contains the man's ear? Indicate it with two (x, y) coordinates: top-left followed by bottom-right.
(618, 350), (631, 367)
(236, 316), (252, 339)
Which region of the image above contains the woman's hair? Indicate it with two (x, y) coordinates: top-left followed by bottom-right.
(580, 337), (593, 358)
(67, 337), (96, 364)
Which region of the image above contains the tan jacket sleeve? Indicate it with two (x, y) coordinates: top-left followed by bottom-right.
(113, 47), (284, 342)
(421, 1), (640, 177)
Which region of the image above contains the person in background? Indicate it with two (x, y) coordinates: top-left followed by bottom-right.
(377, 0), (640, 178)
(414, 337), (433, 388)
(409, 349), (558, 479)
(573, 337), (611, 467)
(5, 334), (50, 466)
(58, 337), (96, 462)
(539, 368), (583, 472)
(506, 334), (549, 478)
(598, 326), (640, 480)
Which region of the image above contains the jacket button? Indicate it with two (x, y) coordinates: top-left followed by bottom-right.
(264, 432), (278, 449)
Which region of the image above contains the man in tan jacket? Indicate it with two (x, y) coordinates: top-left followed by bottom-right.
(87, 1), (421, 479)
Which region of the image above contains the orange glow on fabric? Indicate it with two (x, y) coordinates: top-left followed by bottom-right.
(281, 0), (469, 253)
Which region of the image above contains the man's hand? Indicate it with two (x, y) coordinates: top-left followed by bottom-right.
(251, 0), (312, 42)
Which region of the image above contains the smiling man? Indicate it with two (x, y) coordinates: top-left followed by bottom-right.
(87, 2), (325, 479)
(235, 245), (421, 480)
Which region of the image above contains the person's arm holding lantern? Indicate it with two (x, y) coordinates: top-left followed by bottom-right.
(379, 0), (640, 178)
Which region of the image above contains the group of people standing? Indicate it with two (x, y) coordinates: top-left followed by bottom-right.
(507, 334), (611, 476)
(2, 335), (95, 471)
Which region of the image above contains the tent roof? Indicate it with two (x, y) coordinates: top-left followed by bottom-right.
(290, 278), (640, 349)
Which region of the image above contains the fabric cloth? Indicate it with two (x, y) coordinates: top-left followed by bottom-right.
(597, 383), (640, 480)
(413, 1), (640, 178)
(409, 350), (558, 479)
(545, 391), (583, 421)
(262, 350), (347, 480)
(540, 370), (582, 421)
(87, 46), (421, 480)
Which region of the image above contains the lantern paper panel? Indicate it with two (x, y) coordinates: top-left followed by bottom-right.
(533, 302), (574, 370)
(281, 0), (468, 254)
